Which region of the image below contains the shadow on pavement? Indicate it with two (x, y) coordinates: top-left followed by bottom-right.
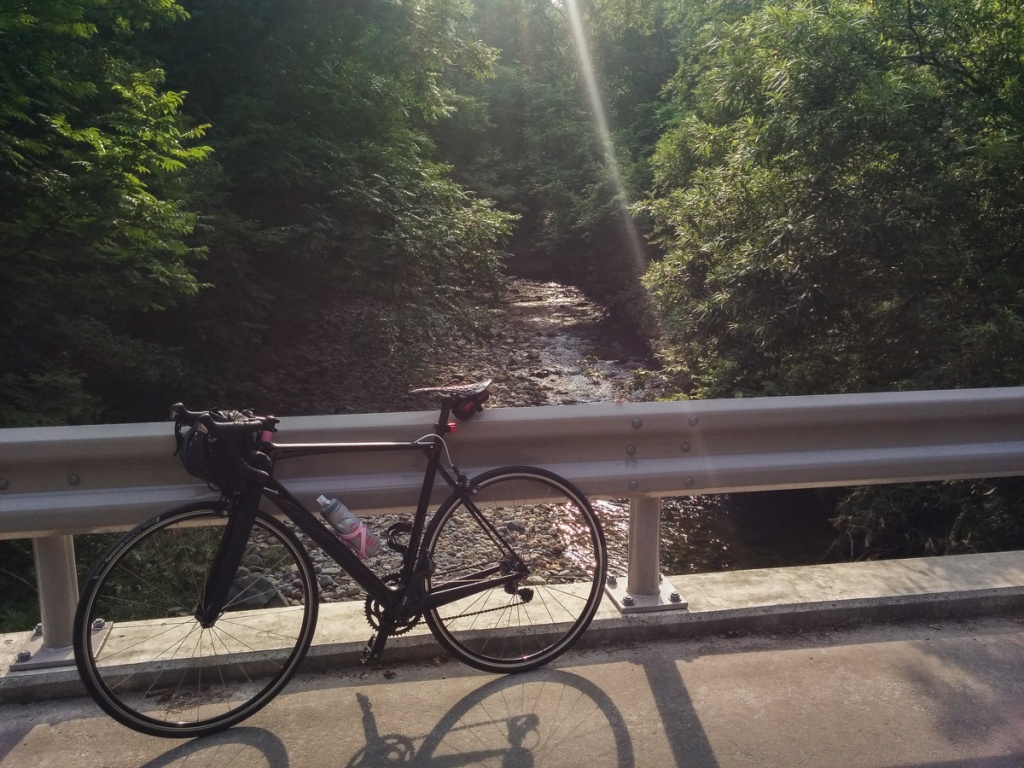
(140, 727), (290, 768)
(344, 668), (637, 768)
(640, 654), (719, 767)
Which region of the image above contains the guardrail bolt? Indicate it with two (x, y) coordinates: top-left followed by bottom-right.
(33, 623), (42, 637)
(16, 650), (31, 663)
(622, 595), (635, 607)
(680, 442), (690, 453)
(626, 445), (636, 456)
(607, 574), (618, 588)
(684, 477), (695, 488)
(68, 474), (81, 487)
(628, 480), (640, 491)
(92, 618), (106, 631)
(0, 478), (8, 491)
(670, 591), (682, 603)
(689, 415), (699, 427)
(632, 418), (643, 429)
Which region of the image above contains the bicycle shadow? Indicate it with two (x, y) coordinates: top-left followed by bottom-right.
(345, 668), (635, 768)
(138, 726), (290, 768)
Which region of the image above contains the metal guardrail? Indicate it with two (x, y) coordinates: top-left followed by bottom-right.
(3, 387), (1024, 657)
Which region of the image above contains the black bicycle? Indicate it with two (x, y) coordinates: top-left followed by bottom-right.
(72, 380), (607, 738)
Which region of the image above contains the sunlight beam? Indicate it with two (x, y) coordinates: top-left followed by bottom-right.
(564, 0), (646, 278)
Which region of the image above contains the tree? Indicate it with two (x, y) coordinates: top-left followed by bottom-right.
(644, 0), (1024, 398)
(0, 0), (210, 426)
(434, 0), (675, 332)
(143, 0), (514, 399)
(642, 0), (1024, 557)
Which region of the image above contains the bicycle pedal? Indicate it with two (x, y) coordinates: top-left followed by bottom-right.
(362, 631), (390, 664)
(361, 634), (378, 664)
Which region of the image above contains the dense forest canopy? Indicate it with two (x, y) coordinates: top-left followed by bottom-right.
(1, 0), (517, 425)
(644, 0), (1024, 399)
(2, 0), (1023, 562)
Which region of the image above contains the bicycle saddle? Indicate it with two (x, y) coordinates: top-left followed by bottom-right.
(411, 379), (492, 398)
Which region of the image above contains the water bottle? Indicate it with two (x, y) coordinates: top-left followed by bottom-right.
(317, 495), (380, 559)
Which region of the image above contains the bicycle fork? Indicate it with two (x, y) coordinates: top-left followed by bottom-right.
(195, 487), (262, 628)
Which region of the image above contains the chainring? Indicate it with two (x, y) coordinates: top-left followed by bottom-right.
(364, 572), (421, 636)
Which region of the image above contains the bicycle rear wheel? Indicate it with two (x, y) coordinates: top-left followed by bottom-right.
(73, 503), (318, 738)
(423, 467), (607, 673)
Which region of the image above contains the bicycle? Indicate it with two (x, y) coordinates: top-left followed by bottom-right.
(72, 380), (608, 739)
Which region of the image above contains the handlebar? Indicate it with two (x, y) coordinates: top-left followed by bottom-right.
(171, 403), (277, 488)
(170, 403), (276, 433)
(228, 444), (270, 486)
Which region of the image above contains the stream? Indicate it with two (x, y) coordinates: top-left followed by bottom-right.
(257, 277), (841, 576)
(435, 279), (841, 576)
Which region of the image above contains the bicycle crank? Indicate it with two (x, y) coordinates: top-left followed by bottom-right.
(364, 572), (421, 636)
(364, 596), (421, 636)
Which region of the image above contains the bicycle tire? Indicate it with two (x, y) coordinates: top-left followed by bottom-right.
(73, 502), (318, 738)
(422, 467), (607, 673)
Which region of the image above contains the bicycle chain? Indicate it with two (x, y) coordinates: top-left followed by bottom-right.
(442, 598), (529, 622)
(369, 558), (533, 627)
(429, 561), (535, 623)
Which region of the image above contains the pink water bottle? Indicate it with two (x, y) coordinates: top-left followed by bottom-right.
(317, 495), (380, 559)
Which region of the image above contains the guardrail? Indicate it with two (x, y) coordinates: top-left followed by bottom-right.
(3, 387), (1024, 660)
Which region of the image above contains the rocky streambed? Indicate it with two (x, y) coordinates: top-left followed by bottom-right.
(245, 279), (837, 614)
(427, 279), (664, 407)
(254, 279), (664, 610)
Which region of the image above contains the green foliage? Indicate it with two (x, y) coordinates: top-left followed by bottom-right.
(434, 0), (670, 333)
(642, 0), (1024, 558)
(831, 478), (1024, 560)
(0, 541), (38, 632)
(145, 0), (514, 390)
(0, 534), (124, 632)
(643, 0), (1024, 399)
(6, 0), (1022, 563)
(0, 0), (211, 425)
(1, 0), (518, 424)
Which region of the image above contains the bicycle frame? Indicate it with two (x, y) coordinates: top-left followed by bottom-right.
(198, 405), (526, 642)
(264, 436), (452, 608)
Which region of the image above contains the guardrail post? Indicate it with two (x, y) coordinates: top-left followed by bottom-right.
(604, 497), (687, 613)
(628, 496), (661, 597)
(9, 535), (79, 671)
(34, 535), (79, 648)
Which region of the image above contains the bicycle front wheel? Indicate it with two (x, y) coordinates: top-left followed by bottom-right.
(423, 467), (607, 673)
(73, 503), (318, 738)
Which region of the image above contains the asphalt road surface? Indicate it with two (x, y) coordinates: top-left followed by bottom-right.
(2, 615), (1023, 767)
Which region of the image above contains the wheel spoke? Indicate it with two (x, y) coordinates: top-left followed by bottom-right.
(74, 506), (318, 738)
(425, 468), (606, 673)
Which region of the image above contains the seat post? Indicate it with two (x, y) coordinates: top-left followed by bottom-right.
(435, 399), (454, 435)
